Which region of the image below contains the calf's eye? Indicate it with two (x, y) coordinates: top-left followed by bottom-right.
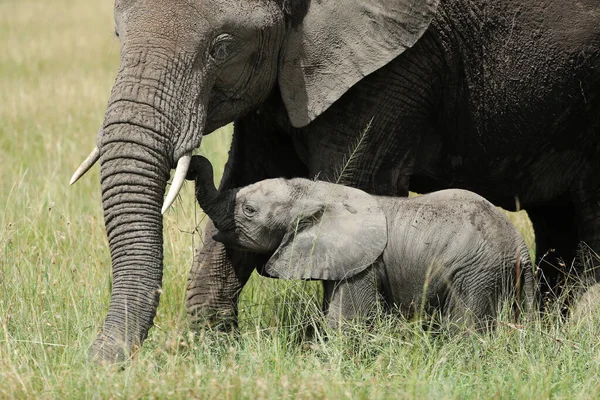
(243, 204), (257, 218)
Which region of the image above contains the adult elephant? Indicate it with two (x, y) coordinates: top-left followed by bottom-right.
(72, 0), (600, 363)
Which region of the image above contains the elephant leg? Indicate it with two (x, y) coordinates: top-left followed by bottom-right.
(444, 296), (492, 333)
(572, 173), (600, 283)
(186, 111), (309, 329)
(323, 266), (381, 330)
(186, 221), (259, 330)
(527, 202), (579, 301)
(443, 276), (503, 332)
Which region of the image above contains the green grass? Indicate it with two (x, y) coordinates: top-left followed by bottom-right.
(1, 0), (599, 398)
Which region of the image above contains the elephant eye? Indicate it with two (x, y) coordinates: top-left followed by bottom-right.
(210, 34), (236, 62)
(242, 203), (257, 218)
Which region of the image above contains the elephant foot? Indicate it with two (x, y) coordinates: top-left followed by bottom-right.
(89, 330), (139, 365)
(186, 305), (239, 333)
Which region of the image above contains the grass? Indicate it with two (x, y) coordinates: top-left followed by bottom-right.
(1, 0), (599, 398)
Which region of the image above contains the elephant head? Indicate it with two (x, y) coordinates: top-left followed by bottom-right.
(190, 156), (388, 281)
(72, 0), (438, 362)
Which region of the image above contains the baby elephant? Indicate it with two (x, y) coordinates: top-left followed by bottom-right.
(188, 156), (535, 330)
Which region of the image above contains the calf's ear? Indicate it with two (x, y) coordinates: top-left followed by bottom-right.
(265, 181), (387, 280)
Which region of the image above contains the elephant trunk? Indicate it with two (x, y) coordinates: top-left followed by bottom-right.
(90, 46), (205, 363)
(191, 156), (238, 233)
(91, 134), (170, 362)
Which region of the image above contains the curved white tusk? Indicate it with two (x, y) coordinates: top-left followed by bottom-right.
(69, 147), (100, 185)
(161, 152), (192, 214)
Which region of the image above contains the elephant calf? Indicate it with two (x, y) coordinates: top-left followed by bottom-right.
(188, 156), (535, 330)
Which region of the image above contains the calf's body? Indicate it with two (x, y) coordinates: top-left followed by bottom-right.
(189, 156), (534, 329)
(327, 191), (534, 328)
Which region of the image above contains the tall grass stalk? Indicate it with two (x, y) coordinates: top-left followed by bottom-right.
(335, 117), (373, 185)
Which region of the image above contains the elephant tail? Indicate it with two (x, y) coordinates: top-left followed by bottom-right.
(515, 242), (538, 320)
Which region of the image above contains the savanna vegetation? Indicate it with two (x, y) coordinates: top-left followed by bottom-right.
(1, 0), (600, 398)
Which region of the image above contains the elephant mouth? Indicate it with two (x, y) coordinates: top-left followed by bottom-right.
(211, 229), (241, 248)
(212, 228), (269, 255)
(212, 230), (279, 256)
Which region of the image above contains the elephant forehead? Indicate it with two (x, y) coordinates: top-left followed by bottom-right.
(239, 179), (291, 203)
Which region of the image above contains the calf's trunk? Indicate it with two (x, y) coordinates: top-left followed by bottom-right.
(190, 156), (239, 233)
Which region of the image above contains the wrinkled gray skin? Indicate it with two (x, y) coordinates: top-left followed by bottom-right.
(189, 156), (535, 328)
(88, 0), (599, 362)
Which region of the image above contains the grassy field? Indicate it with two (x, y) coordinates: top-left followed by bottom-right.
(1, 0), (600, 398)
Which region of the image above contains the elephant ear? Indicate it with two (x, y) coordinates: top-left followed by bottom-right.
(265, 181), (387, 280)
(278, 0), (440, 128)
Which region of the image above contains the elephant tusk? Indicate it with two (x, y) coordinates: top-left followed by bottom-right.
(70, 147), (100, 185)
(161, 152), (192, 214)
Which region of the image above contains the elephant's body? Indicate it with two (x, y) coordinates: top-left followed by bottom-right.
(212, 0), (600, 316)
(82, 0), (599, 362)
(253, 1), (599, 207)
(413, 1), (599, 208)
